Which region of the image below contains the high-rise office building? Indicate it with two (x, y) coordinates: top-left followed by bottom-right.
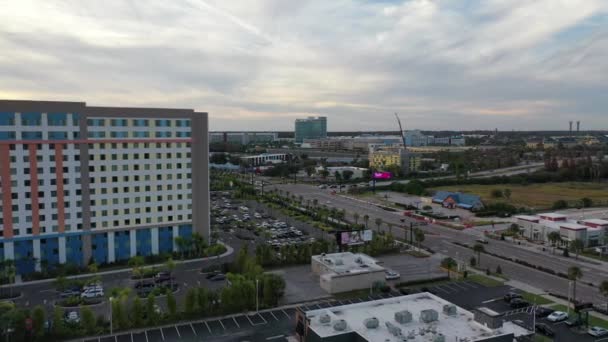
(0, 100), (209, 274)
(295, 116), (327, 143)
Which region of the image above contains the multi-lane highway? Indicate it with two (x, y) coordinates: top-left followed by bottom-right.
(267, 182), (608, 305)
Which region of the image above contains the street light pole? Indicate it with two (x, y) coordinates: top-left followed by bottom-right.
(256, 279), (259, 313)
(109, 297), (114, 335)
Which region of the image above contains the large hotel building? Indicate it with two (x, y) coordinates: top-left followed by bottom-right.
(0, 100), (209, 274)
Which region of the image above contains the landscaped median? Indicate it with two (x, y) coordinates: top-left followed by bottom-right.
(549, 304), (608, 329)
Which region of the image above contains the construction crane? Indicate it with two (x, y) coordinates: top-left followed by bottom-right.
(394, 113), (406, 147)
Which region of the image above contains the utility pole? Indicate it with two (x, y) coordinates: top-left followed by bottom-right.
(256, 279), (259, 313)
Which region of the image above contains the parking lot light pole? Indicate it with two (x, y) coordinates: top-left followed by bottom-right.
(109, 296), (114, 335)
(256, 279), (259, 313)
(532, 292), (548, 331)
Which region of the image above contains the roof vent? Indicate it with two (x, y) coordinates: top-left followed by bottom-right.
(395, 310), (412, 324)
(385, 322), (403, 337)
(420, 309), (438, 323)
(333, 319), (347, 331)
(364, 317), (379, 329)
(433, 334), (446, 342)
(355, 257), (363, 263)
(335, 258), (344, 265)
(443, 304), (457, 316)
(319, 313), (331, 324)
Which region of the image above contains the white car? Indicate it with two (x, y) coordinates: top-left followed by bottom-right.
(588, 326), (608, 337)
(81, 288), (104, 299)
(547, 311), (568, 322)
(65, 311), (80, 323)
(385, 270), (401, 280)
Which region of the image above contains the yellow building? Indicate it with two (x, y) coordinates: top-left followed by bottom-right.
(369, 147), (420, 173)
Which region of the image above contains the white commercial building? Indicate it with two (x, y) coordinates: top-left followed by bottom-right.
(240, 153), (288, 167)
(311, 252), (385, 294)
(296, 292), (531, 342)
(514, 213), (608, 247)
(324, 166), (368, 180)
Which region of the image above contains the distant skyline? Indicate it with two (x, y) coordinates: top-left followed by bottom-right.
(1, 1), (607, 131)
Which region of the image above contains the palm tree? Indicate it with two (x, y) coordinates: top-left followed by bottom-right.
(353, 212), (360, 226)
(567, 266), (583, 304)
(600, 280), (608, 311)
(312, 199), (319, 208)
(473, 243), (485, 267)
(414, 229), (425, 251)
(547, 232), (561, 254)
(363, 214), (370, 229)
(374, 218), (383, 232)
(441, 257), (457, 279)
(387, 223), (394, 235)
(128, 256), (145, 281)
(174, 236), (186, 259)
(165, 258), (176, 289)
(569, 239), (584, 260)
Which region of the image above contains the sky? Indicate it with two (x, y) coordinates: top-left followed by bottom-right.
(1, 0), (607, 131)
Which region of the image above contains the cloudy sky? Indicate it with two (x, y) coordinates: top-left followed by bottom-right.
(1, 0), (607, 131)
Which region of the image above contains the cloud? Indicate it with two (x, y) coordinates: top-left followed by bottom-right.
(0, 0), (607, 131)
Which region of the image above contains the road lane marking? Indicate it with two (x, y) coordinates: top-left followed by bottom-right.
(131, 333), (134, 342)
(270, 311), (279, 321)
(114, 336), (118, 342)
(431, 286), (449, 294)
(233, 316), (240, 328)
(144, 330), (149, 342)
(190, 323), (197, 336)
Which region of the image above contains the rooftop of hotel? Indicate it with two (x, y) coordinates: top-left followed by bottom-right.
(581, 218), (608, 226)
(311, 252), (384, 275)
(304, 293), (530, 342)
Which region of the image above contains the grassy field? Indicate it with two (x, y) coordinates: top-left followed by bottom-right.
(430, 182), (608, 209)
(467, 274), (504, 287)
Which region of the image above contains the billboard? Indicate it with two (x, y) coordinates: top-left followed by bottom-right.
(338, 230), (373, 246)
(373, 171), (392, 180)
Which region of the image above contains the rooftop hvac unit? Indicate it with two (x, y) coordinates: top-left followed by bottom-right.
(443, 304), (457, 316)
(355, 257), (363, 264)
(333, 319), (347, 331)
(433, 334), (446, 342)
(420, 309), (439, 323)
(385, 322), (403, 337)
(364, 317), (379, 329)
(335, 258), (344, 265)
(395, 310), (413, 324)
(319, 313), (331, 324)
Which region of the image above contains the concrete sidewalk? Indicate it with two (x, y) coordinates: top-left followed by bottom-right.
(0, 241), (234, 288)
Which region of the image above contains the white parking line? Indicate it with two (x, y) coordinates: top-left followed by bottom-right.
(443, 283), (461, 292)
(281, 309), (291, 319)
(114, 336), (118, 342)
(270, 311), (279, 321)
(432, 286), (450, 294)
(174, 326), (181, 338)
(190, 323), (197, 336)
(144, 330), (149, 342)
(130, 333), (134, 342)
(233, 316), (240, 328)
(259, 313), (268, 324)
(204, 321), (212, 334)
(266, 335), (285, 340)
(463, 281), (480, 288)
(246, 315), (255, 326)
(452, 282), (469, 290)
(218, 319), (226, 330)
(160, 328), (165, 341)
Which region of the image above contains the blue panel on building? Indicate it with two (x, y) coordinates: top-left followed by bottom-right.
(0, 112), (15, 125)
(14, 240), (35, 274)
(136, 229), (152, 256)
(114, 231), (131, 261)
(179, 225), (192, 238)
(65, 236), (83, 267)
(91, 233), (108, 265)
(40, 238), (60, 269)
(158, 227), (174, 254)
(0, 243), (4, 262)
(47, 113), (67, 126)
(21, 112), (42, 126)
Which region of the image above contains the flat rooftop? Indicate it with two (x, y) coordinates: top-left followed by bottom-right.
(312, 252), (384, 275)
(539, 213), (568, 219)
(581, 219), (608, 226)
(305, 293), (530, 342)
(559, 222), (588, 230)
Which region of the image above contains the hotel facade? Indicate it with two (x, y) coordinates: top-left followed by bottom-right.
(0, 100), (209, 274)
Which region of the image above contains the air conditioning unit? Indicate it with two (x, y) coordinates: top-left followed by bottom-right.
(319, 313), (331, 324)
(395, 310), (412, 324)
(364, 317), (379, 329)
(443, 304), (457, 316)
(385, 322), (403, 337)
(420, 309), (438, 323)
(433, 334), (446, 342)
(333, 319), (347, 331)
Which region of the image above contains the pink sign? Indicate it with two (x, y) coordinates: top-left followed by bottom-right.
(373, 171), (392, 179)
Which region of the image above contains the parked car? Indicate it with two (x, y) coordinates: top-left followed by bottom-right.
(60, 289), (81, 298)
(81, 288), (104, 299)
(475, 238), (489, 244)
(547, 311), (568, 322)
(503, 292), (522, 302)
(134, 280), (155, 289)
(154, 272), (174, 283)
(205, 270), (221, 279)
(209, 273), (226, 281)
(384, 270), (401, 280)
(65, 311), (80, 324)
(534, 307), (554, 318)
(588, 326), (608, 337)
(534, 323), (554, 337)
(509, 298), (529, 308)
